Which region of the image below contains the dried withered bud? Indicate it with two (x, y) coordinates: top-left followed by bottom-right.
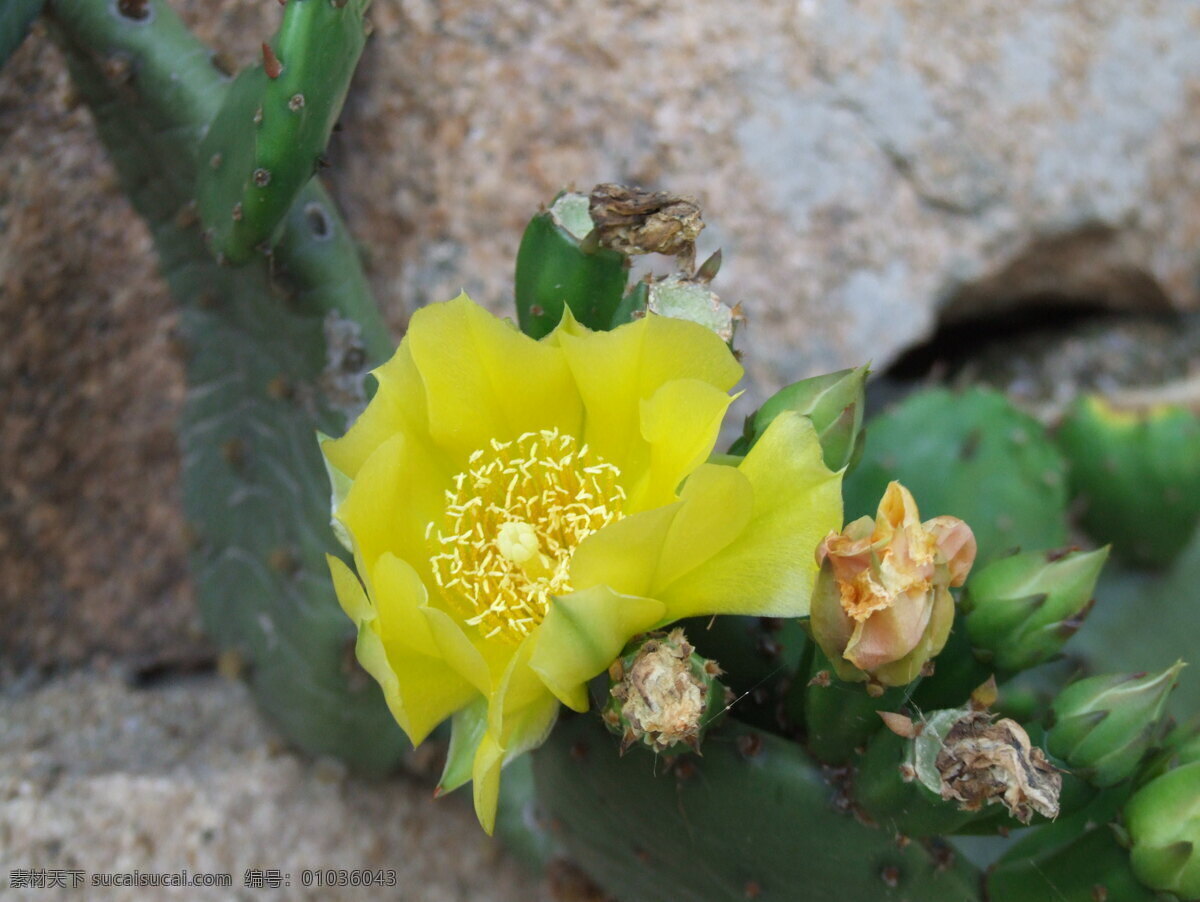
(603, 628), (730, 755)
(934, 710), (1061, 824)
(588, 184), (704, 259)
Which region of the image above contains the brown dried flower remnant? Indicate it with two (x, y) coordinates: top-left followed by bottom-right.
(934, 710), (1061, 824)
(606, 628), (725, 754)
(589, 184), (704, 261)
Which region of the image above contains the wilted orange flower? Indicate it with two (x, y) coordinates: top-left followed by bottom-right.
(810, 481), (975, 688)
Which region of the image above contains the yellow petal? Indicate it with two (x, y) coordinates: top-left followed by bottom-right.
(659, 411), (843, 619)
(471, 729), (505, 836)
(336, 432), (451, 575)
(369, 553), (437, 653)
(569, 463), (753, 600)
(352, 613), (476, 747)
(470, 693), (559, 835)
(406, 294), (582, 462)
(488, 636), (555, 735)
(529, 586), (666, 711)
(632, 378), (736, 511)
(569, 502), (683, 598)
(322, 340), (430, 480)
(327, 553), (373, 623)
(556, 313), (742, 484)
(330, 553), (477, 745)
(421, 605), (498, 697)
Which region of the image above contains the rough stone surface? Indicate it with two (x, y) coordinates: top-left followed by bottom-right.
(0, 672), (552, 901)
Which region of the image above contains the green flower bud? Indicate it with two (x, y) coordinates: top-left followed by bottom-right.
(601, 628), (732, 755)
(962, 546), (1108, 672)
(1124, 761), (1200, 898)
(1047, 661), (1184, 787)
(734, 364), (869, 472)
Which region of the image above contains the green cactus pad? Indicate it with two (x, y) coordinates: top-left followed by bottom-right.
(1057, 394), (1200, 569)
(533, 714), (984, 902)
(513, 193), (630, 338)
(1, 0), (43, 69)
(50, 0), (404, 773)
(844, 387), (1069, 565)
(196, 0), (372, 264)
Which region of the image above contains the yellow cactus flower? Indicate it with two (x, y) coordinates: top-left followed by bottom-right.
(321, 294), (842, 832)
(810, 481), (976, 690)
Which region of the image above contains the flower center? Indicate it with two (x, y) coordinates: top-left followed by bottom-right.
(428, 429), (626, 643)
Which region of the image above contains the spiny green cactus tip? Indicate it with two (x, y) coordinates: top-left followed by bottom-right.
(601, 628), (731, 756)
(1048, 661), (1185, 788)
(962, 545), (1109, 672)
(196, 0), (372, 264)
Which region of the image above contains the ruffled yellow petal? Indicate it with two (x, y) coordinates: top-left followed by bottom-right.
(336, 433), (451, 575)
(555, 313), (742, 486)
(658, 411), (843, 619)
(568, 503), (683, 598)
(568, 463), (753, 598)
(633, 378), (736, 510)
(327, 555), (476, 745)
(322, 340), (430, 479)
(528, 585), (666, 711)
(406, 294), (582, 462)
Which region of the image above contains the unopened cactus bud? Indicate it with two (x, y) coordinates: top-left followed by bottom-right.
(1124, 761), (1200, 898)
(602, 628), (731, 755)
(810, 482), (976, 690)
(734, 365), (869, 472)
(646, 274), (737, 344)
(962, 546), (1108, 672)
(1047, 661), (1185, 787)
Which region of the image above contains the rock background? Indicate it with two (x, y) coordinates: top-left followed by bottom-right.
(2, 0), (1200, 898)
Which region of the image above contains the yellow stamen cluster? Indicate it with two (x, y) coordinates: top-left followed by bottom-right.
(428, 429), (626, 643)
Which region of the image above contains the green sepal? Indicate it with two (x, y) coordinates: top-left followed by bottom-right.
(732, 365), (868, 472)
(795, 646), (911, 765)
(1048, 662), (1185, 787)
(437, 696), (488, 796)
(962, 546), (1109, 672)
(513, 193), (629, 338)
